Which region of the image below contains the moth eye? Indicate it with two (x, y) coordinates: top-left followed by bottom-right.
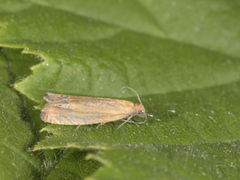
(137, 110), (144, 117)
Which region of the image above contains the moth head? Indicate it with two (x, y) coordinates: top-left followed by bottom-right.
(134, 104), (147, 124)
(134, 103), (147, 119)
(136, 104), (146, 117)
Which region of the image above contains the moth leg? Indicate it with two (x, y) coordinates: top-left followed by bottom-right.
(131, 118), (146, 124)
(135, 118), (145, 124)
(75, 125), (81, 133)
(131, 120), (139, 126)
(117, 115), (134, 130)
(121, 119), (139, 126)
(137, 117), (147, 124)
(96, 123), (105, 129)
(132, 117), (141, 122)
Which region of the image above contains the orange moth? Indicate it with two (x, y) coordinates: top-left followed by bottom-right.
(40, 86), (147, 130)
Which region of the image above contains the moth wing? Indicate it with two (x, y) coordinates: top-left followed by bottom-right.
(43, 93), (69, 102)
(41, 97), (137, 125)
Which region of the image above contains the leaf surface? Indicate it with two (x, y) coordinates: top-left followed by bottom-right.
(0, 0), (240, 179)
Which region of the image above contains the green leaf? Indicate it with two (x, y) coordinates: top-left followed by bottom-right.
(0, 0), (240, 179)
(35, 81), (240, 147)
(42, 149), (101, 180)
(0, 52), (41, 179)
(1, 48), (102, 179)
(35, 81), (240, 179)
(87, 142), (240, 180)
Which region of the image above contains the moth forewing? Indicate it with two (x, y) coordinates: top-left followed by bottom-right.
(41, 86), (147, 129)
(44, 92), (69, 102)
(41, 94), (139, 125)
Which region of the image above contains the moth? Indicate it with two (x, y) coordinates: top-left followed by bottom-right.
(41, 86), (147, 130)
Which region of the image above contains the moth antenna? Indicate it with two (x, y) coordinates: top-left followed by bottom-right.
(112, 86), (142, 104)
